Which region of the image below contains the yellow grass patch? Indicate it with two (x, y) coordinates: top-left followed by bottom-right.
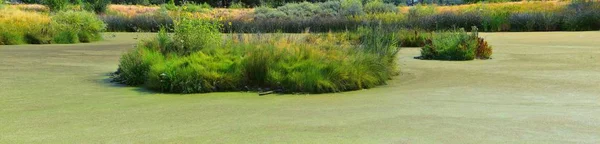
(0, 7), (50, 32)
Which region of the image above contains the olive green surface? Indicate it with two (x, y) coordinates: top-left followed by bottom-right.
(1, 32), (600, 143)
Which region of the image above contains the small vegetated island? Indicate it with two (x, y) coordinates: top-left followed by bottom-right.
(110, 15), (492, 94)
(111, 17), (403, 94)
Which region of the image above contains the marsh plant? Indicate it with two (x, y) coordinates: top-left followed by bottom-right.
(112, 17), (400, 94)
(420, 27), (492, 60)
(0, 8), (106, 45)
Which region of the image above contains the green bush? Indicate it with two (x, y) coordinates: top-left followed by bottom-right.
(420, 29), (478, 61)
(171, 18), (221, 55)
(398, 29), (429, 47)
(364, 0), (397, 14)
(83, 0), (110, 14)
(408, 4), (435, 18)
(341, 0), (364, 16)
(52, 11), (106, 43)
(43, 0), (69, 12)
(182, 2), (211, 12)
(229, 1), (244, 9)
(276, 2), (321, 19)
(101, 11), (173, 32)
(113, 44), (165, 86)
(52, 31), (79, 44)
(0, 31), (25, 45)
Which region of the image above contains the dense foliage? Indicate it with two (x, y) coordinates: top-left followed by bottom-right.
(42, 0), (69, 12)
(420, 27), (492, 60)
(0, 7), (106, 45)
(112, 17), (401, 94)
(83, 0), (111, 14)
(100, 1), (600, 33)
(228, 1), (600, 33)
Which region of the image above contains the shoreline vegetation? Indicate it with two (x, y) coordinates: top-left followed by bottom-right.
(2, 1), (598, 36)
(104, 1), (596, 33)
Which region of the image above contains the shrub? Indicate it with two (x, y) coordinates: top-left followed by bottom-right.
(101, 11), (173, 32)
(83, 0), (110, 14)
(0, 7), (107, 45)
(52, 31), (79, 44)
(229, 2), (244, 9)
(0, 31), (25, 45)
(420, 29), (478, 61)
(475, 37), (492, 59)
(183, 2), (211, 12)
(113, 45), (165, 86)
(43, 0), (69, 12)
(421, 27), (492, 60)
(408, 4), (435, 18)
(171, 18), (221, 55)
(0, 7), (51, 45)
(341, 0), (364, 17)
(52, 11), (106, 43)
(318, 0), (342, 17)
(276, 2), (320, 19)
(364, 0), (397, 14)
(24, 27), (54, 44)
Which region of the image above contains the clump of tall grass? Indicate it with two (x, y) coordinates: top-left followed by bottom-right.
(397, 29), (429, 47)
(100, 10), (173, 32)
(420, 27), (492, 60)
(509, 12), (563, 31)
(51, 10), (106, 43)
(112, 17), (401, 94)
(0, 8), (106, 45)
(0, 7), (50, 44)
(364, 0), (397, 14)
(170, 17), (221, 55)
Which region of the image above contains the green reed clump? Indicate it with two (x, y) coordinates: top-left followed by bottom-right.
(397, 29), (430, 47)
(364, 0), (397, 14)
(51, 10), (106, 43)
(420, 27), (491, 60)
(100, 10), (173, 32)
(112, 17), (401, 94)
(0, 9), (106, 45)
